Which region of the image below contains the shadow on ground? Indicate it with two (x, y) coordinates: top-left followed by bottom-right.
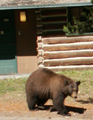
(76, 97), (93, 104)
(37, 105), (86, 114)
(66, 106), (86, 114)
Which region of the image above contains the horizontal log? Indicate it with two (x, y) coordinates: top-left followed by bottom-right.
(42, 36), (93, 44)
(44, 57), (93, 66)
(37, 36), (42, 42)
(45, 65), (93, 71)
(43, 41), (93, 51)
(38, 57), (44, 65)
(37, 43), (43, 49)
(37, 50), (44, 57)
(44, 49), (93, 59)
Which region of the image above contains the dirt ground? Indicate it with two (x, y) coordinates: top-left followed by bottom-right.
(0, 93), (93, 120)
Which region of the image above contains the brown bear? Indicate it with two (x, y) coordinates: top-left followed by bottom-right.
(25, 68), (80, 116)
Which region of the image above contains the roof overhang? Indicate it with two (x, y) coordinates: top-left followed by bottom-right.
(0, 2), (93, 10)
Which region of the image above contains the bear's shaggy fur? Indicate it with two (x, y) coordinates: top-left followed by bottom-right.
(26, 68), (80, 116)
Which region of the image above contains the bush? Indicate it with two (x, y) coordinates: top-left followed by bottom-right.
(63, 7), (93, 35)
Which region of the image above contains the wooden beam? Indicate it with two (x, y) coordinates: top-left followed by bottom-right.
(44, 49), (93, 59)
(37, 36), (42, 42)
(45, 65), (93, 71)
(42, 36), (93, 44)
(43, 41), (93, 51)
(38, 57), (44, 65)
(37, 50), (44, 57)
(44, 57), (93, 66)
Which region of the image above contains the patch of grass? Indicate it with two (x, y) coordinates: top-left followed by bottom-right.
(0, 78), (27, 95)
(0, 70), (93, 97)
(58, 69), (93, 80)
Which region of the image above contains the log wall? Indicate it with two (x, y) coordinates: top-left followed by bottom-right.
(37, 36), (93, 71)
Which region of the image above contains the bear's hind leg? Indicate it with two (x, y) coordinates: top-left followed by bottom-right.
(37, 99), (47, 109)
(26, 96), (37, 111)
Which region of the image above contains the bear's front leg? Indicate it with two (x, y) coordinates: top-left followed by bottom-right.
(52, 95), (71, 116)
(50, 105), (57, 112)
(50, 105), (70, 116)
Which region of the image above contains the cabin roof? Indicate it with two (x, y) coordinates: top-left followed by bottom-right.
(0, 0), (92, 10)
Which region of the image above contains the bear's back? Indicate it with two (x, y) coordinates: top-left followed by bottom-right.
(26, 68), (57, 88)
(26, 68), (58, 96)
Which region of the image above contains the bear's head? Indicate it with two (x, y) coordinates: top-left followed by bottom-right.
(69, 81), (80, 99)
(64, 80), (80, 99)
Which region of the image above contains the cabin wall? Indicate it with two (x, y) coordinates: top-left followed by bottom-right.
(36, 7), (93, 71)
(37, 35), (93, 71)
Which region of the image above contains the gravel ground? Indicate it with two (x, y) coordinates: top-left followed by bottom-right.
(0, 96), (93, 120)
(0, 117), (91, 120)
(0, 74), (93, 120)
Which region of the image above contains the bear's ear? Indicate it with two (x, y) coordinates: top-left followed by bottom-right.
(76, 81), (81, 86)
(64, 79), (68, 85)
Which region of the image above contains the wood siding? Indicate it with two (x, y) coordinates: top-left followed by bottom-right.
(37, 36), (93, 71)
(35, 8), (67, 37)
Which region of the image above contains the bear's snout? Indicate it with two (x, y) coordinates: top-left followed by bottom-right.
(71, 91), (77, 99)
(74, 96), (77, 99)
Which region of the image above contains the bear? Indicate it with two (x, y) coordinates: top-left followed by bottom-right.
(25, 68), (80, 116)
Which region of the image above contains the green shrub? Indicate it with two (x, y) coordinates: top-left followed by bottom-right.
(63, 7), (93, 35)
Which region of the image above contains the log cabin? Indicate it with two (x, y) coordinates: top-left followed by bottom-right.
(0, 0), (93, 74)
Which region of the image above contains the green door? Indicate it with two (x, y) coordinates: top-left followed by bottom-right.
(0, 10), (17, 74)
